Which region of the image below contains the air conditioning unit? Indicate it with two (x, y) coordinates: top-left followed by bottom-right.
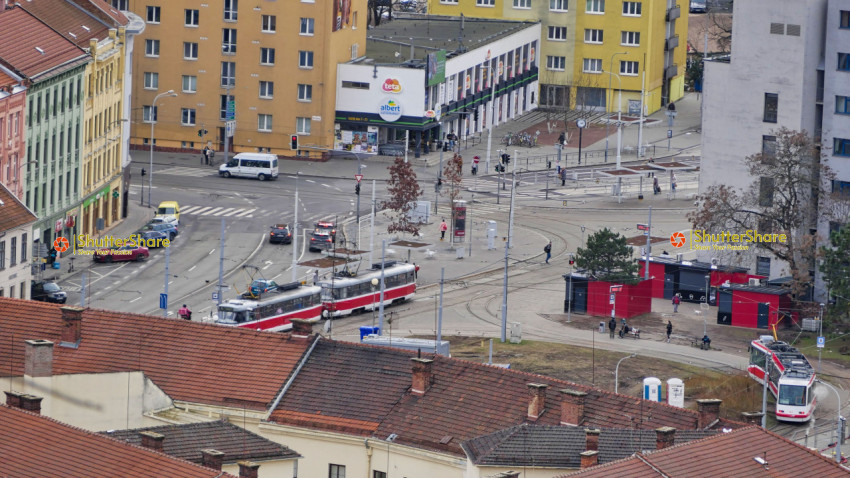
(748, 278), (761, 286)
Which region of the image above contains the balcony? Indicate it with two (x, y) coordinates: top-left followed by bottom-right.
(667, 6), (680, 21)
(666, 35), (679, 51)
(665, 64), (678, 78)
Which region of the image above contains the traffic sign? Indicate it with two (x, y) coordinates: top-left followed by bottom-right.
(636, 223), (649, 231)
(817, 336), (825, 348)
(226, 100), (235, 120)
(610, 285), (623, 293)
(355, 174), (363, 183)
(159, 293), (168, 310)
(212, 292), (219, 301)
(609, 293), (615, 305)
(225, 120), (236, 137)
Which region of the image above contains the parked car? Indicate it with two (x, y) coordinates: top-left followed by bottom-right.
(314, 221), (337, 242)
(94, 245), (149, 263)
(134, 230), (169, 248)
(31, 280), (67, 303)
(309, 230), (334, 252)
(154, 201), (180, 225)
(269, 224), (292, 244)
(141, 221), (178, 240)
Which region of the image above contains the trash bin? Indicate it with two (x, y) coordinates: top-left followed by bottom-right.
(599, 322), (605, 334)
(52, 261), (61, 270)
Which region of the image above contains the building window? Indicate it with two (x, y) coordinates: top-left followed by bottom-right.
(763, 93), (778, 123)
(623, 1), (641, 15)
(298, 18), (315, 35)
(181, 108), (196, 126)
(220, 95), (228, 120)
(142, 105), (157, 123)
(836, 95), (850, 115)
(441, 0), (458, 3)
(259, 81), (274, 99)
(586, 0), (604, 13)
(111, 0), (128, 9)
(146, 5), (160, 23)
(583, 58), (602, 73)
(261, 47), (275, 65)
(761, 135), (777, 162)
(224, 0), (238, 21)
(183, 42), (199, 60)
(835, 138), (850, 157)
(185, 9), (199, 26)
(833, 180), (850, 196)
(296, 117), (311, 134)
(476, 0), (496, 5)
(548, 26), (567, 40)
(513, 0), (531, 8)
(145, 39), (160, 57)
(620, 60), (639, 75)
(547, 56), (566, 71)
(262, 15), (276, 32)
(0, 241), (5, 270)
(584, 29), (603, 43)
(258, 114), (272, 132)
(373, 472), (386, 478)
(841, 10), (850, 28)
(182, 75), (197, 93)
(839, 53), (850, 71)
(222, 28), (237, 54)
(297, 84), (312, 101)
(9, 238), (15, 267)
(221, 62), (236, 87)
(756, 256), (771, 276)
(342, 81), (369, 89)
(621, 31), (640, 46)
(329, 464), (345, 478)
(759, 177), (774, 206)
(21, 233), (26, 264)
(299, 51), (314, 68)
(143, 72), (159, 89)
(550, 0), (568, 11)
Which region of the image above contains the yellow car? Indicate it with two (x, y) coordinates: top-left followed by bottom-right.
(154, 201), (180, 225)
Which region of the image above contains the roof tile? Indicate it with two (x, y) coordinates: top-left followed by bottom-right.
(0, 181), (37, 231)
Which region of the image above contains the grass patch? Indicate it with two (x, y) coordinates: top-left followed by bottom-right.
(685, 373), (764, 421)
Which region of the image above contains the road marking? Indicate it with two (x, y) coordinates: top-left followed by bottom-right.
(206, 207), (225, 215)
(208, 249), (216, 255)
(263, 263), (272, 270)
(322, 183), (331, 188)
(181, 206), (203, 214)
(235, 208), (256, 217)
(193, 206), (215, 215)
(271, 273), (282, 280)
(214, 207), (237, 216)
(168, 280), (174, 285)
(222, 209), (241, 217)
(306, 179), (316, 183)
(188, 265), (197, 272)
(130, 297), (141, 303)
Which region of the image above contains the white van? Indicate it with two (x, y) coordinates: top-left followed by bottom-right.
(219, 153), (279, 181)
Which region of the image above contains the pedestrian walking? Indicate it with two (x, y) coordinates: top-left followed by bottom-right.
(543, 241), (552, 264)
(608, 317), (616, 339)
(201, 146), (210, 165)
(653, 176), (660, 195)
(666, 320), (673, 343)
(671, 173), (678, 192)
(672, 293), (681, 313)
(313, 270), (319, 286)
(439, 219), (448, 241)
(560, 168), (567, 186)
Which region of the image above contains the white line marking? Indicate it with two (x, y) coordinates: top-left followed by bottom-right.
(168, 280), (174, 285)
(235, 209), (256, 217)
(180, 206), (202, 214)
(193, 207), (214, 215)
(187, 265), (197, 272)
(214, 207), (236, 216)
(271, 273), (282, 280)
(322, 183), (331, 188)
(263, 263), (272, 270)
(205, 207), (225, 215)
(222, 209), (241, 217)
(208, 249), (216, 255)
(306, 179), (316, 183)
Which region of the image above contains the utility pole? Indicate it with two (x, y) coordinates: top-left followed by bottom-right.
(162, 244), (170, 318)
(378, 240), (387, 334)
(500, 239), (509, 342)
(644, 206), (652, 280)
(637, 70), (645, 158)
(223, 83), (234, 166)
(508, 169), (516, 249)
(355, 153), (362, 230)
(292, 172), (299, 282)
(217, 218), (225, 307)
(438, 268), (444, 344)
(761, 366), (769, 428)
(369, 181), (376, 266)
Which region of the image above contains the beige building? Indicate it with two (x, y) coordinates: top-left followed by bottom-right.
(125, 0), (366, 157)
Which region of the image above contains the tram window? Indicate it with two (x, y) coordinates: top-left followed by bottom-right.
(749, 348), (766, 368)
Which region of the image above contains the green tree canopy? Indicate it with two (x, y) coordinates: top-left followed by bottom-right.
(820, 226), (850, 323)
(575, 228), (638, 282)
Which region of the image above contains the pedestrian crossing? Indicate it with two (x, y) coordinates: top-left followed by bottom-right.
(156, 166), (217, 177)
(181, 205), (257, 218)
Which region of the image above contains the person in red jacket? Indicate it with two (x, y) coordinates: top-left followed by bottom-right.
(178, 304), (192, 321)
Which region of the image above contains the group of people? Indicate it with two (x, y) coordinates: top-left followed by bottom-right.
(608, 317), (640, 339)
(201, 146), (214, 165)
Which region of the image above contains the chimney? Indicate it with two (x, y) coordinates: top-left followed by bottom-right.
(560, 389), (587, 426)
(526, 383), (548, 421)
(655, 427), (676, 450)
(584, 428), (600, 452)
(238, 461), (260, 478)
(5, 390), (24, 408)
(579, 450), (598, 469)
(741, 411), (764, 425)
(696, 399), (722, 429)
(201, 449), (225, 471)
(20, 394), (43, 415)
(60, 306), (84, 347)
(290, 319), (313, 338)
(139, 431), (165, 452)
(24, 340), (54, 377)
(410, 358), (433, 396)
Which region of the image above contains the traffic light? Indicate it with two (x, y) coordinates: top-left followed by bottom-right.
(290, 134), (298, 150)
(141, 168), (146, 176)
(569, 255), (575, 265)
(501, 153), (510, 165)
(474, 108), (479, 122)
(197, 128), (208, 137)
(435, 177), (442, 192)
(355, 183), (361, 195)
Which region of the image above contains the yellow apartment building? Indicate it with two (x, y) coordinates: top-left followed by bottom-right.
(127, 0), (366, 157)
(428, 0), (688, 115)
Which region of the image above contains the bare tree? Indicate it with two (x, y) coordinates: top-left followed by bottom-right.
(382, 157), (424, 236)
(688, 128), (832, 296)
(441, 153), (464, 206)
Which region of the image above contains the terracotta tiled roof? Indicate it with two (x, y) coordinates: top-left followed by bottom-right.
(0, 6), (89, 81)
(102, 420), (300, 464)
(0, 69), (15, 87)
(70, 0), (129, 27)
(0, 181), (37, 231)
(270, 340), (742, 457)
(461, 425), (716, 467)
(0, 298), (313, 410)
(560, 426), (850, 477)
(0, 405), (238, 477)
(18, 0), (125, 48)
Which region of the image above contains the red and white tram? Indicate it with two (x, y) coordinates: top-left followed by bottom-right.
(216, 282), (322, 332)
(320, 262), (417, 318)
(748, 335), (816, 422)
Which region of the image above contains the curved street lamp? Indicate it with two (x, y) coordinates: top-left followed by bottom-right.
(615, 353), (637, 394)
(148, 90), (177, 208)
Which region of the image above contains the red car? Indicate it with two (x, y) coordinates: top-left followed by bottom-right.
(94, 245), (149, 263)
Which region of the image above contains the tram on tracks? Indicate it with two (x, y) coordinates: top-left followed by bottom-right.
(215, 282), (322, 332)
(320, 261), (417, 318)
(748, 335), (816, 422)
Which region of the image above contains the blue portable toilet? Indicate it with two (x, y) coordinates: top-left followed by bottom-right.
(643, 377), (662, 402)
(359, 326), (380, 341)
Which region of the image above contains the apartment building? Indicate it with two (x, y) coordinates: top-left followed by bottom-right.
(427, 0), (688, 116)
(700, 0), (850, 295)
(0, 182), (36, 300)
(121, 0), (366, 156)
(0, 66), (25, 201)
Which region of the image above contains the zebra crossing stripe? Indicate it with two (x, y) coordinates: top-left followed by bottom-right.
(222, 209), (242, 217)
(213, 207), (237, 216)
(205, 207), (225, 215)
(181, 205), (203, 214)
(234, 208), (257, 218)
(193, 206), (215, 215)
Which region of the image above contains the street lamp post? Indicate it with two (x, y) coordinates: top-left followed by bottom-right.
(615, 353), (637, 394)
(602, 70), (624, 169)
(484, 64), (497, 175)
(817, 379), (844, 463)
(604, 52), (627, 163)
(148, 90), (177, 208)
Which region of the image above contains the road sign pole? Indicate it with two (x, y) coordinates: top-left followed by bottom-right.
(163, 243), (170, 317)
